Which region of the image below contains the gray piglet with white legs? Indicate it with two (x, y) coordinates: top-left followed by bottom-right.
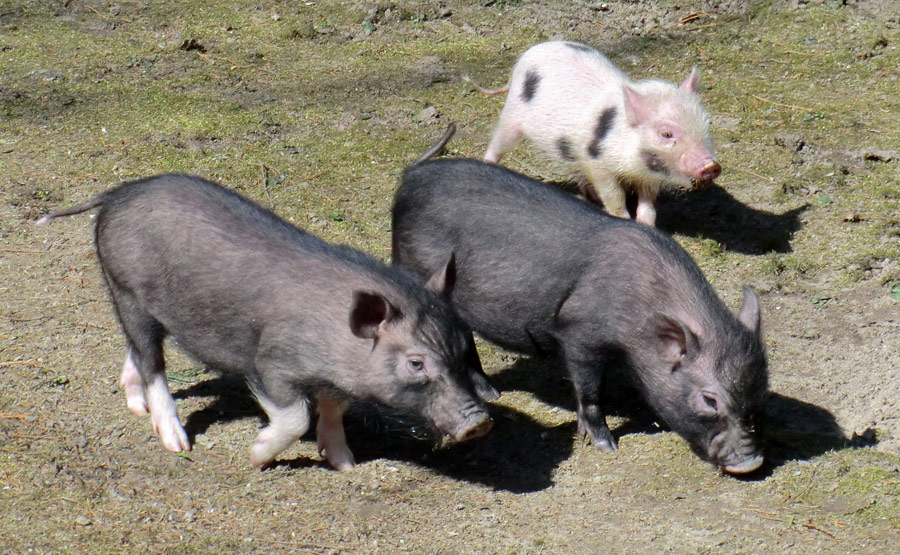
(474, 40), (721, 227)
(38, 174), (493, 471)
(393, 157), (767, 475)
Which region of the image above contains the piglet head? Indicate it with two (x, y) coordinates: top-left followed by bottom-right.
(349, 259), (493, 444)
(624, 69), (720, 189)
(635, 288), (768, 475)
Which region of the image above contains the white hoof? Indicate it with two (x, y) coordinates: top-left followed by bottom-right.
(152, 411), (191, 452)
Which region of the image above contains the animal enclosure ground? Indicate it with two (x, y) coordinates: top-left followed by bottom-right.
(1, 0), (899, 553)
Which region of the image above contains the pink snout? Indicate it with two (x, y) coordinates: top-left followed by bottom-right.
(453, 414), (493, 442)
(693, 160), (721, 187)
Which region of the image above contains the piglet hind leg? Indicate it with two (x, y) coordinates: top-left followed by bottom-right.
(483, 105), (525, 163)
(316, 392), (356, 471)
(120, 349), (148, 415)
(250, 393), (311, 469)
(466, 332), (500, 401)
(127, 341), (190, 453)
(112, 294), (190, 453)
(146, 371), (191, 453)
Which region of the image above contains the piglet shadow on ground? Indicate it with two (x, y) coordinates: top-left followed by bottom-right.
(491, 356), (867, 480)
(653, 185), (808, 254)
(172, 370), (572, 492)
(760, 392), (869, 473)
(551, 180), (808, 254)
(171, 368), (863, 485)
(343, 403), (574, 493)
(492, 355), (663, 440)
(174, 372), (261, 440)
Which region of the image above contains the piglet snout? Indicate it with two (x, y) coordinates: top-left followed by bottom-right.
(454, 413), (493, 442)
(695, 160), (721, 185)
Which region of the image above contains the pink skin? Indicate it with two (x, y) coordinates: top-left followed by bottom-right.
(480, 41), (719, 228)
(679, 148), (721, 186)
(120, 351), (148, 416)
(316, 392), (355, 471)
(250, 395), (311, 469)
(622, 69), (719, 225)
(120, 349), (190, 452)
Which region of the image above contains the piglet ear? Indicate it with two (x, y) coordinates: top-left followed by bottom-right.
(680, 67), (701, 93)
(652, 313), (699, 366)
(737, 286), (761, 335)
(349, 291), (395, 339)
(623, 86), (651, 126)
(425, 253), (457, 298)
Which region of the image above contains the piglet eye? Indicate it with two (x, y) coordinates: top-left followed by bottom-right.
(702, 394), (718, 412)
(407, 358), (425, 374)
(660, 130), (674, 139)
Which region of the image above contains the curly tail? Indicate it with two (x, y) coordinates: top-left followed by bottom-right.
(36, 192), (109, 225)
(462, 74), (510, 96)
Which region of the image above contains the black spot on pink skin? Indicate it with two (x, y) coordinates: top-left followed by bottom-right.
(521, 71), (540, 102)
(641, 151), (670, 175)
(587, 107), (617, 159)
(557, 137), (575, 161)
(564, 42), (596, 54)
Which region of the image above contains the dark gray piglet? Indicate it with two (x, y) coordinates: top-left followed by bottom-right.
(392, 158), (767, 474)
(38, 174), (492, 470)
(471, 40), (720, 227)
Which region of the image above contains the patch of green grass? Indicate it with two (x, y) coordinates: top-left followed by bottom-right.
(890, 281), (900, 301)
(760, 254), (814, 279)
(773, 449), (900, 528)
(166, 366), (208, 384)
(876, 185), (900, 199)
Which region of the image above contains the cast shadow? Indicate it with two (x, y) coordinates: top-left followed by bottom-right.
(174, 372), (261, 441)
(171, 365), (863, 485)
(342, 402), (574, 493)
(489, 355), (865, 480)
(653, 185), (808, 254)
(761, 392), (865, 469)
(491, 355), (668, 442)
(548, 180), (807, 254)
(172, 370), (572, 493)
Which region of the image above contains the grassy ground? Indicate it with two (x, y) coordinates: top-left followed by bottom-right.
(2, 0), (899, 552)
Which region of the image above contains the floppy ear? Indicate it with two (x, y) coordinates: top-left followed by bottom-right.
(651, 313), (700, 366)
(737, 286), (761, 335)
(425, 253), (457, 298)
(680, 67), (701, 93)
(349, 291), (395, 339)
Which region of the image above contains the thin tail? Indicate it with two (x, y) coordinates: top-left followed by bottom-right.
(412, 122), (457, 165)
(462, 74), (510, 96)
(36, 193), (109, 225)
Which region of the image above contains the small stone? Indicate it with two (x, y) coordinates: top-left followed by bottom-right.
(774, 132), (805, 152)
(822, 495), (871, 514)
(712, 114), (741, 132)
(414, 105), (439, 125)
(74, 515), (92, 526)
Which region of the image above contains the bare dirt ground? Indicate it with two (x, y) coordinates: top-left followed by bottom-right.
(1, 0), (899, 553)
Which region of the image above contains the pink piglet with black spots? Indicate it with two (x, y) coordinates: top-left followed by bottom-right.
(472, 40), (721, 227)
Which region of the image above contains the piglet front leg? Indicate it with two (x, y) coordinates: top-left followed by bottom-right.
(316, 392), (356, 471)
